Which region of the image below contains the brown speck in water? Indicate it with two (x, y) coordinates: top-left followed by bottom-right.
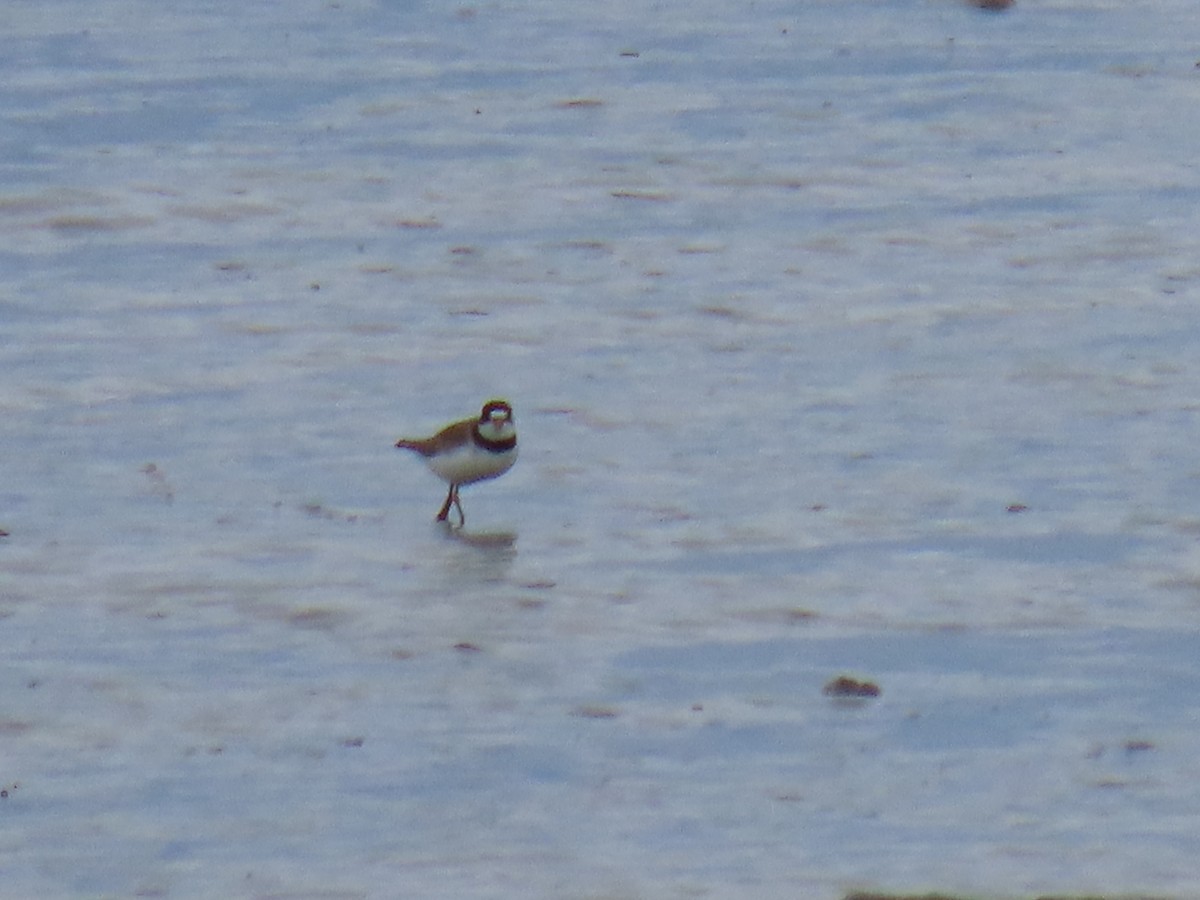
(46, 214), (153, 232)
(287, 607), (342, 630)
(611, 189), (671, 202)
(395, 217), (441, 229)
(823, 676), (881, 699)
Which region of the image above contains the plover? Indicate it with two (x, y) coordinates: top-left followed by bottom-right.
(395, 399), (517, 525)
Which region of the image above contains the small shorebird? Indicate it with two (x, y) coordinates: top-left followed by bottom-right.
(394, 399), (517, 525)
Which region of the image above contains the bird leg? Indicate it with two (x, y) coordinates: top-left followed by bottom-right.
(436, 484), (465, 526)
(450, 486), (465, 526)
(436, 484), (455, 522)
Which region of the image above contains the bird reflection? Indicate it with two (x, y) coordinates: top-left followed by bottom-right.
(433, 522), (518, 586)
(439, 521), (517, 551)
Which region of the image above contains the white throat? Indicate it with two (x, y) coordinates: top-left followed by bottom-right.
(478, 418), (514, 441)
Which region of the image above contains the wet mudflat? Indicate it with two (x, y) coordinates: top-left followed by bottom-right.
(4, 1), (1200, 897)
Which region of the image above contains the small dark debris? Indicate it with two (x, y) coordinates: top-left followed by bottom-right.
(454, 641), (483, 653)
(823, 676), (881, 699)
(557, 98), (604, 109)
(341, 736), (364, 748)
(1006, 503), (1028, 513)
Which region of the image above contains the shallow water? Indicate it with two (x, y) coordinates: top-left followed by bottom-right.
(4, 1), (1200, 897)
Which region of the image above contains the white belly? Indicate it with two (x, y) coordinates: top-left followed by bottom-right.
(427, 442), (517, 486)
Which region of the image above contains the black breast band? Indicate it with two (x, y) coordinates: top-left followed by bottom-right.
(472, 426), (517, 454)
